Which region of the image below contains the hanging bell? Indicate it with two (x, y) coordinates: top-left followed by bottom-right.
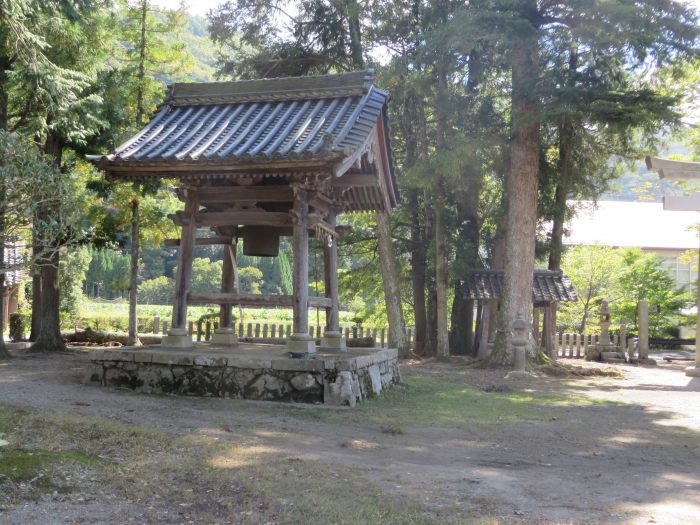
(243, 226), (280, 257)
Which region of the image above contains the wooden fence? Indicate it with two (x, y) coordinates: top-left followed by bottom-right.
(553, 332), (627, 358)
(139, 318), (616, 356)
(143, 316), (396, 348)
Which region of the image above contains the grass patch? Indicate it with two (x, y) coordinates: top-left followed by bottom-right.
(0, 403), (472, 524)
(287, 375), (612, 429)
(0, 449), (100, 483)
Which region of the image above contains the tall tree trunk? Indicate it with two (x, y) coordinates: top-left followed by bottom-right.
(31, 132), (65, 352)
(548, 180), (567, 271)
(491, 1), (540, 365)
(548, 45), (578, 272)
(449, 174), (482, 355)
(450, 50), (485, 356)
(408, 189), (427, 353)
(376, 210), (408, 354)
(30, 267), (41, 340)
(135, 0), (148, 127)
(0, 219), (8, 358)
(547, 45), (578, 346)
(344, 1), (407, 353)
(345, 0), (364, 68)
(434, 54), (450, 357)
(0, 57), (9, 358)
(424, 198), (437, 355)
(127, 199), (141, 346)
(487, 193), (508, 344)
(434, 200), (449, 356)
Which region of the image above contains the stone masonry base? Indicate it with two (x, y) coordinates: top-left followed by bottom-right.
(85, 343), (399, 407)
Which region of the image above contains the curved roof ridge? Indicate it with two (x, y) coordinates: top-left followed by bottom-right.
(167, 69), (376, 106)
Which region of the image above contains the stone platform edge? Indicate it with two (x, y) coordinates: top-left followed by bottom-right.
(86, 346), (399, 407)
(88, 347), (397, 371)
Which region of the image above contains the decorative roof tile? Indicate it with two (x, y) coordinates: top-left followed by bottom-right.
(461, 269), (577, 303)
(88, 70), (388, 165)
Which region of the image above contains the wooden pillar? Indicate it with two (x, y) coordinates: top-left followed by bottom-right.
(543, 302), (555, 359)
(473, 301), (483, 357)
(220, 242), (236, 328)
(321, 209), (345, 351)
(478, 301), (492, 358)
(211, 240), (238, 346)
(163, 194), (197, 348)
(288, 189), (315, 353)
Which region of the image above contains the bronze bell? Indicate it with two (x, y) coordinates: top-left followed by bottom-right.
(243, 226), (280, 257)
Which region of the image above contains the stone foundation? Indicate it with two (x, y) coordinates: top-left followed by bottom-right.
(85, 343), (399, 406)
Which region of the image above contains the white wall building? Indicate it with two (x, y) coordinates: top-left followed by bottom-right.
(563, 200), (699, 288)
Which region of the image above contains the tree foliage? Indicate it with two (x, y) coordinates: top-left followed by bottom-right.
(560, 246), (692, 338)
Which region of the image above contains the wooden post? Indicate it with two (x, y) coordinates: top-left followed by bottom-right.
(212, 241), (238, 345)
(288, 189), (315, 353)
(163, 195), (197, 348)
(322, 211), (341, 329)
(543, 303), (555, 359)
(478, 302), (492, 358)
(638, 299), (650, 360)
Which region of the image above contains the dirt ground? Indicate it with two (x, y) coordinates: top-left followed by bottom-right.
(0, 348), (698, 525)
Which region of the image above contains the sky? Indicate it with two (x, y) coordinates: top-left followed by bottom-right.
(155, 0), (700, 18)
(151, 0), (223, 16)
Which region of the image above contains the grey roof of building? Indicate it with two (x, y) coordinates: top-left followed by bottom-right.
(461, 269), (578, 303)
(87, 70), (398, 211)
(88, 70), (390, 166)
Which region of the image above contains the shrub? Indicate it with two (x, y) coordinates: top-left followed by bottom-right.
(138, 276), (174, 304)
(9, 311), (30, 342)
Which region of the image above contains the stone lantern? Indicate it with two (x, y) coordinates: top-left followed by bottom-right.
(585, 299), (626, 362)
(505, 311), (530, 379)
(599, 300), (611, 346)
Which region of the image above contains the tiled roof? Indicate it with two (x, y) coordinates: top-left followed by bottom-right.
(88, 70), (389, 165)
(461, 269), (577, 303)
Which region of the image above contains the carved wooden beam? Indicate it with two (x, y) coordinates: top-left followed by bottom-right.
(170, 210), (292, 227)
(183, 186), (295, 204)
(333, 173), (377, 187)
(164, 236), (233, 247)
